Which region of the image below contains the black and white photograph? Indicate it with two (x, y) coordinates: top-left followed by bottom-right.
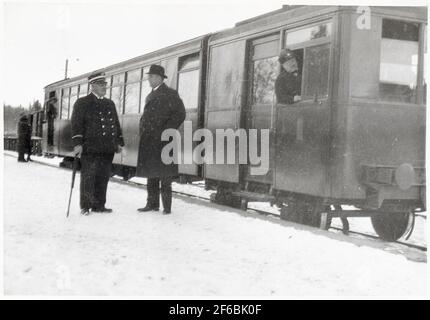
(1, 0), (429, 301)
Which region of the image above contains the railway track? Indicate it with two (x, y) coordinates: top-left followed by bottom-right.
(6, 152), (427, 253)
(113, 173), (428, 253)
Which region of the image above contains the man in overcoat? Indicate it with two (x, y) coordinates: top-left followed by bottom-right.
(71, 72), (124, 215)
(136, 65), (186, 214)
(17, 114), (32, 162)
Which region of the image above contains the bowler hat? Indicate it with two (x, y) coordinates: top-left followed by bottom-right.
(278, 49), (297, 64)
(146, 65), (167, 79)
(88, 71), (106, 84)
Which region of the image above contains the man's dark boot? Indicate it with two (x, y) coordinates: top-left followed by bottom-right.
(80, 208), (91, 216)
(18, 153), (26, 162)
(163, 209), (171, 215)
(92, 207), (113, 213)
(137, 205), (159, 212)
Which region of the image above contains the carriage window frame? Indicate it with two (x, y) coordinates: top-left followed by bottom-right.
(282, 19), (333, 103)
(140, 65), (156, 112)
(422, 23), (427, 105)
(106, 76), (112, 99)
(60, 87), (70, 119)
(110, 72), (126, 114)
(248, 33), (280, 107)
(378, 18), (422, 104)
(78, 83), (88, 98)
(177, 53), (201, 110)
(124, 68), (142, 114)
(68, 85), (79, 119)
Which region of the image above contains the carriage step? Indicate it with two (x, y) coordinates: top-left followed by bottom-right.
(231, 191), (275, 202)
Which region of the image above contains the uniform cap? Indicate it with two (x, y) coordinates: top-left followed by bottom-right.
(88, 72), (106, 84)
(279, 49), (297, 64)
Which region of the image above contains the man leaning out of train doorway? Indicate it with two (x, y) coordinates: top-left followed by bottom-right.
(71, 72), (125, 216)
(136, 65), (186, 215)
(275, 48), (302, 104)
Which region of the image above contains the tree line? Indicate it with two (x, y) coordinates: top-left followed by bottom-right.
(3, 100), (42, 136)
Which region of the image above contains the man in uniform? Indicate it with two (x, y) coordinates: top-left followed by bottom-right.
(71, 72), (124, 215)
(275, 49), (302, 104)
(136, 65), (186, 214)
(46, 96), (58, 146)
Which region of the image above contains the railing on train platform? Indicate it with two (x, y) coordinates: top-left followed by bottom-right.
(3, 135), (43, 156)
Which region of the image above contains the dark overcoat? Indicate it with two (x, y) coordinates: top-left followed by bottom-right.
(71, 93), (124, 154)
(17, 116), (32, 154)
(136, 83), (186, 178)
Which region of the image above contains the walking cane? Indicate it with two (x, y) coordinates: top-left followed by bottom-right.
(66, 156), (78, 218)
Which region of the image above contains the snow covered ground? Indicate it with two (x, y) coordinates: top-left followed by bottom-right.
(3, 153), (429, 297)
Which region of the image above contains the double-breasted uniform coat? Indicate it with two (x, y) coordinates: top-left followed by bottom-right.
(71, 92), (124, 210)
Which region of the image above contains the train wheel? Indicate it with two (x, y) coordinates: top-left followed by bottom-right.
(371, 211), (413, 242)
(211, 188), (242, 209)
(304, 205), (332, 229)
(310, 205), (332, 230)
(280, 203), (300, 222)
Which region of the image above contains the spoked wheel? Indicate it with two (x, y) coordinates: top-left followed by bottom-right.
(371, 211), (414, 242)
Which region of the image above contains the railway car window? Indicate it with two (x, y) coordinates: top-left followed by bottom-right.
(140, 66), (152, 110)
(285, 23), (332, 46)
(106, 76), (112, 99)
(127, 69), (141, 82)
(60, 88), (70, 119)
(79, 83), (88, 98)
(178, 54), (200, 110)
(303, 44), (330, 99)
(111, 73), (125, 114)
(112, 73), (125, 85)
(179, 54), (200, 70)
(124, 69), (141, 114)
(423, 25), (427, 105)
(282, 21), (332, 102)
(252, 57), (278, 104)
(379, 19), (419, 103)
(69, 86), (79, 118)
(250, 36), (280, 105)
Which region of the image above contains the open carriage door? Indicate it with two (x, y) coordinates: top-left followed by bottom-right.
(243, 34), (280, 185)
(204, 40), (247, 183)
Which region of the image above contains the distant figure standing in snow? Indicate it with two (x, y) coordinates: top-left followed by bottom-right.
(71, 72), (125, 216)
(17, 114), (32, 162)
(136, 65), (186, 214)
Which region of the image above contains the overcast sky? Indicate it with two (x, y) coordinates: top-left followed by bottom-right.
(1, 0), (428, 106)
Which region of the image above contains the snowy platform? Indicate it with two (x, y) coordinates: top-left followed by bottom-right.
(3, 153), (428, 296)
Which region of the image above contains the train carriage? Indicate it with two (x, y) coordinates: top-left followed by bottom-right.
(43, 35), (209, 178)
(40, 5), (427, 241)
(202, 5), (426, 241)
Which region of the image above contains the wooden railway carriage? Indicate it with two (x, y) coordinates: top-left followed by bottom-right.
(41, 5), (426, 241)
(43, 35), (209, 178)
